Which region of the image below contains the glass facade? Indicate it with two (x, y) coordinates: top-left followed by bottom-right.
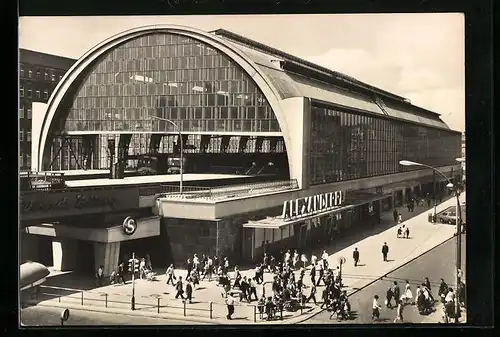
(62, 33), (279, 134)
(309, 103), (461, 185)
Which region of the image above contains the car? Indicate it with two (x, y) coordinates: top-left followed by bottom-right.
(437, 211), (457, 224)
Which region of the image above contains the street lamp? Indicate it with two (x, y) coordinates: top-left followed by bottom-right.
(150, 116), (184, 196)
(399, 159), (463, 323)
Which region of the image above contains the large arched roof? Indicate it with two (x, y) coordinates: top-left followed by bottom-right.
(37, 24), (293, 171)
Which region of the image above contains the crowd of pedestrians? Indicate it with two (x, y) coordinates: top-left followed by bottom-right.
(371, 277), (466, 323)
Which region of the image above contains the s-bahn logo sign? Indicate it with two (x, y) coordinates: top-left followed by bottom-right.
(122, 216), (138, 236)
(282, 191), (345, 222)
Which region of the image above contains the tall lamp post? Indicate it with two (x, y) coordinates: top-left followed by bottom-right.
(399, 159), (464, 323)
(150, 116), (184, 195)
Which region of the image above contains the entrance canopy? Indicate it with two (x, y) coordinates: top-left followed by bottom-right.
(242, 192), (390, 229)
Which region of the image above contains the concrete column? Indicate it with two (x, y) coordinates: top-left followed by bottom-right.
(52, 239), (77, 271)
(94, 242), (120, 277)
(21, 233), (39, 262)
(280, 97), (309, 189)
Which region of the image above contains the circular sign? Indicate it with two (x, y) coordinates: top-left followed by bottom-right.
(122, 216), (138, 236)
(338, 256), (346, 264)
(60, 308), (70, 321)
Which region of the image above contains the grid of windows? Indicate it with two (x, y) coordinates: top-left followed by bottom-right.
(63, 33), (279, 134)
(309, 104), (461, 185)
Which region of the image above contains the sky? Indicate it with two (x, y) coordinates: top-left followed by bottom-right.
(19, 14), (465, 131)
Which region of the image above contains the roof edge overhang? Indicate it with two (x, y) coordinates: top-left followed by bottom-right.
(37, 24), (294, 173)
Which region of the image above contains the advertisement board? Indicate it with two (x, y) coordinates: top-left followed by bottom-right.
(20, 187), (140, 221)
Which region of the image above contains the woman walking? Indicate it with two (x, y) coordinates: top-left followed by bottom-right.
(403, 280), (413, 305)
(372, 295), (382, 321)
(394, 301), (404, 323)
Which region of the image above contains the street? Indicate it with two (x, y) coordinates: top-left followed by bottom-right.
(302, 234), (466, 324)
(20, 305), (208, 326)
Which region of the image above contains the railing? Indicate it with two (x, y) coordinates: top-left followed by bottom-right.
(27, 285), (312, 322)
(154, 179), (299, 201)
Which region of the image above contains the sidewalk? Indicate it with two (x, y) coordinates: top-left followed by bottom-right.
(30, 193), (465, 324)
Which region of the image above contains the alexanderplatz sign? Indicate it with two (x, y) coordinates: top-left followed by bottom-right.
(282, 191), (345, 222)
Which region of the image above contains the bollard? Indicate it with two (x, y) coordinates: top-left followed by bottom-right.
(105, 294), (108, 308)
(253, 305), (256, 323)
(209, 302), (213, 319)
(59, 288), (62, 303)
(157, 297), (160, 314)
(183, 300), (187, 316)
(300, 304), (303, 315)
(81, 292), (84, 306)
(280, 308), (283, 320)
(60, 318), (64, 326)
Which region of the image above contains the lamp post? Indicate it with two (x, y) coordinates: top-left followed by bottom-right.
(150, 116), (183, 195)
(399, 159), (463, 323)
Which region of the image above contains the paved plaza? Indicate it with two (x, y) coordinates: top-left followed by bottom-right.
(26, 193), (465, 324)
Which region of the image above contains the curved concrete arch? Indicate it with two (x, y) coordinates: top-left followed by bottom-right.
(37, 24), (295, 178)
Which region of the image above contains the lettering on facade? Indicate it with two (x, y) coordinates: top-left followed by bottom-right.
(21, 193), (117, 213)
(282, 191), (345, 222)
(122, 216), (138, 236)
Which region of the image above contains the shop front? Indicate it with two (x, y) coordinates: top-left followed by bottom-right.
(241, 190), (388, 261)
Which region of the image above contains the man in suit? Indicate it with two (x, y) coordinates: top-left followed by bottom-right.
(353, 248), (360, 267)
(175, 276), (185, 300)
(393, 281), (401, 306)
(185, 279), (193, 303)
(382, 242), (389, 261)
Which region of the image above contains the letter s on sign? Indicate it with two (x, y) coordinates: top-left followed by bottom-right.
(122, 216), (137, 236)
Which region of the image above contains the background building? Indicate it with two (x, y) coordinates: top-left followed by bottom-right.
(21, 25), (462, 276)
(19, 49), (75, 171)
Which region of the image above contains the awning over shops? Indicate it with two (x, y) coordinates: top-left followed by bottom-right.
(242, 192), (391, 229)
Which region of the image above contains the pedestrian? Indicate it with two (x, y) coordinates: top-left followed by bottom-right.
(249, 277), (258, 301)
(393, 209), (398, 223)
(240, 276), (250, 303)
(300, 253), (308, 269)
(233, 266), (242, 288)
(165, 264), (176, 285)
(225, 292), (235, 320)
(316, 261), (324, 286)
(404, 280), (413, 305)
(394, 301), (404, 323)
(223, 257), (229, 274)
(423, 278), (435, 302)
(398, 213), (403, 224)
(186, 258), (193, 279)
(397, 227), (402, 238)
(270, 255), (276, 272)
(310, 263), (316, 286)
(193, 254), (200, 272)
(263, 253), (269, 273)
(185, 279), (193, 303)
(95, 265), (104, 286)
(321, 250), (329, 270)
(117, 262), (126, 284)
(382, 242), (389, 261)
(372, 295), (382, 321)
(311, 253), (318, 267)
(438, 278), (448, 303)
(393, 281), (401, 306)
(204, 256), (213, 281)
(385, 287), (394, 309)
(174, 276), (185, 299)
(405, 227), (410, 239)
(306, 285), (317, 305)
(293, 250), (300, 269)
(353, 247), (360, 267)
(139, 258), (146, 279)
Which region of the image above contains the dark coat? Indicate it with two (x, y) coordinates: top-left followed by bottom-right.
(186, 283), (193, 295)
(353, 250), (360, 261)
(382, 245), (389, 254)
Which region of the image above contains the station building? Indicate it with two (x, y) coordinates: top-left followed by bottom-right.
(20, 25), (462, 277)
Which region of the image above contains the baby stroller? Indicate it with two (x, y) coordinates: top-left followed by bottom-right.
(283, 298), (301, 312)
(145, 269), (158, 281)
